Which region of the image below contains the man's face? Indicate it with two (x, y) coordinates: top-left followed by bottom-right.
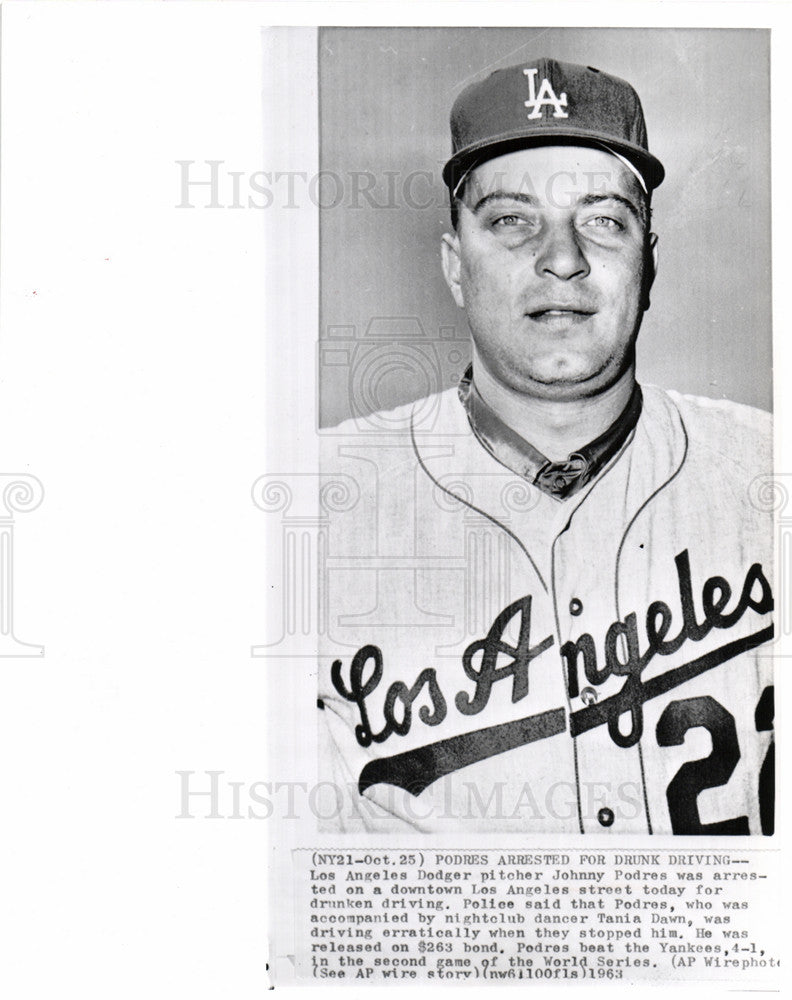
(442, 145), (655, 400)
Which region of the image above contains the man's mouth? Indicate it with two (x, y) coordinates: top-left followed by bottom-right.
(528, 307), (594, 323)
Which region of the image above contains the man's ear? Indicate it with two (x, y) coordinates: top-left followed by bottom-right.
(641, 232), (659, 312)
(441, 232), (465, 309)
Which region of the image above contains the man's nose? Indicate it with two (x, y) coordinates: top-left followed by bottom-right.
(534, 222), (590, 280)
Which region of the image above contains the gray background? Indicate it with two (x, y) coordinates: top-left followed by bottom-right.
(318, 27), (771, 426)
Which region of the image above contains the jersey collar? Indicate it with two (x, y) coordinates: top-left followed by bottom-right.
(457, 366), (643, 500)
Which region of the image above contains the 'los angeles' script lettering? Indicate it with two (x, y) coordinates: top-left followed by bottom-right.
(330, 550), (773, 750)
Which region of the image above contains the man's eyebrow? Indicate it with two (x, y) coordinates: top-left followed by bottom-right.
(471, 191), (540, 213)
(579, 192), (641, 221)
(469, 190), (642, 222)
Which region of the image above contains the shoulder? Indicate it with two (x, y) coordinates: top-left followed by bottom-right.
(661, 388), (771, 437)
(325, 385), (463, 439)
(648, 386), (772, 473)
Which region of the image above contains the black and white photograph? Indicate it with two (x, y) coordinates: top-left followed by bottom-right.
(316, 28), (775, 836)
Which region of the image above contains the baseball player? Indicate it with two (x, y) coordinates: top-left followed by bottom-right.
(317, 58), (774, 834)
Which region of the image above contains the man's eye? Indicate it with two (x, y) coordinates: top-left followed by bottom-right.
(492, 214), (532, 228)
(584, 215), (623, 230)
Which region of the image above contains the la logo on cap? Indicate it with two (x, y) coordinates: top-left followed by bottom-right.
(523, 67), (568, 119)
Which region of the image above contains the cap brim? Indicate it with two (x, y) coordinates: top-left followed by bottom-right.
(443, 128), (665, 194)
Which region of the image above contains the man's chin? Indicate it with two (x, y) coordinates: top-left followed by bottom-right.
(516, 361), (602, 390)
(501, 359), (619, 399)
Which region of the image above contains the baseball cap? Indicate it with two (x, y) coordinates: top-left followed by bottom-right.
(443, 57), (665, 195)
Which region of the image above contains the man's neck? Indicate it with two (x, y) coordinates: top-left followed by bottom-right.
(472, 360), (638, 462)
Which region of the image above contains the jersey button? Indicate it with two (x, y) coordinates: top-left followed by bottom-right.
(597, 807), (615, 828)
(581, 687), (598, 706)
(569, 598), (583, 616)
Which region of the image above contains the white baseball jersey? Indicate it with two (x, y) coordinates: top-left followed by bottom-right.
(317, 383), (774, 834)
